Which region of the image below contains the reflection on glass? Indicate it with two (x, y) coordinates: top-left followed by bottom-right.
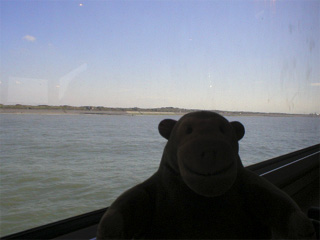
(0, 0), (319, 237)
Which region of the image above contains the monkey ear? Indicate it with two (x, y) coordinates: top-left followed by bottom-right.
(230, 121), (245, 141)
(158, 119), (177, 140)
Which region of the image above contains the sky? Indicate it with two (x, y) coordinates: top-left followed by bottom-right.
(1, 0), (319, 114)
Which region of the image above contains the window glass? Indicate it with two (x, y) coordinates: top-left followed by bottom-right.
(1, 0), (319, 236)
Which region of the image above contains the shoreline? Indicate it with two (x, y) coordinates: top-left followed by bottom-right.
(0, 108), (318, 117)
(0, 108), (185, 116)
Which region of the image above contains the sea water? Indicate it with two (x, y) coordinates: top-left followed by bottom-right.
(0, 113), (319, 236)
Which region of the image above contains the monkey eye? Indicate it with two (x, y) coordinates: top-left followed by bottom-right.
(186, 126), (193, 135)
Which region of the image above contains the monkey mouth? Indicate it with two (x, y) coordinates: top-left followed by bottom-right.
(180, 159), (238, 197)
(182, 160), (234, 177)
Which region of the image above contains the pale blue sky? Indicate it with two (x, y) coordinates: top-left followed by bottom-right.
(1, 0), (319, 114)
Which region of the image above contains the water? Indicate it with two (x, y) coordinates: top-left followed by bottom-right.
(0, 113), (319, 236)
